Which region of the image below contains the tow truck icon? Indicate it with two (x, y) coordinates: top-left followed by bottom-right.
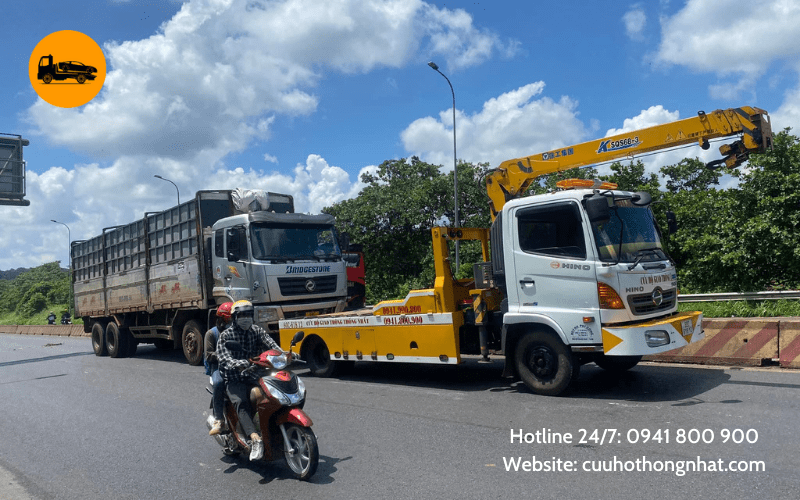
(37, 54), (97, 84)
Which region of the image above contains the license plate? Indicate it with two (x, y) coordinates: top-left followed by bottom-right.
(681, 318), (693, 335)
(305, 311), (320, 317)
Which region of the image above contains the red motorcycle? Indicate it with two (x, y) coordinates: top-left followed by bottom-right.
(207, 331), (319, 480)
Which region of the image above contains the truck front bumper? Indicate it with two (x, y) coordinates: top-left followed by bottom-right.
(601, 311), (704, 356)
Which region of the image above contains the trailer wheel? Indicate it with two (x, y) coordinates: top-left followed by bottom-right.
(182, 320), (205, 366)
(42, 73), (53, 84)
(106, 322), (130, 358)
(91, 323), (107, 356)
(304, 337), (337, 377)
(595, 355), (642, 372)
(514, 331), (575, 396)
(76, 74), (86, 84)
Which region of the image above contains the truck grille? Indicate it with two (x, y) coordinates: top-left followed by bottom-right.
(278, 275), (338, 296)
(628, 288), (677, 316)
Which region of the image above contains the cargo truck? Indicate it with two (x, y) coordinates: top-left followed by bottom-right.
(279, 106), (773, 395)
(73, 189), (348, 365)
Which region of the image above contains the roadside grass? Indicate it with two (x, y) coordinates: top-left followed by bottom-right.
(0, 303), (82, 325)
(678, 299), (800, 318)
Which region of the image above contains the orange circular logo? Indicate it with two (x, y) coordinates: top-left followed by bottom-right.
(28, 30), (106, 108)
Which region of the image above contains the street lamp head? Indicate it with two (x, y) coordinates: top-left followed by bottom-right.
(427, 61), (439, 71)
(154, 174), (163, 179)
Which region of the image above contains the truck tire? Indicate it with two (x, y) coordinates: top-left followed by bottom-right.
(106, 322), (130, 358)
(514, 331), (575, 396)
(76, 74), (86, 84)
(42, 73), (53, 84)
(182, 320), (205, 366)
(595, 355), (642, 372)
(303, 337), (337, 377)
(91, 322), (107, 356)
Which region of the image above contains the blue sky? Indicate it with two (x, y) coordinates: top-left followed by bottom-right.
(3, 0), (800, 269)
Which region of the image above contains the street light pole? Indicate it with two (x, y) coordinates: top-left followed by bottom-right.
(154, 175), (180, 206)
(427, 61), (460, 271)
(51, 219), (72, 317)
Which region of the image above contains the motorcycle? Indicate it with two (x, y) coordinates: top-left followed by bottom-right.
(206, 331), (319, 480)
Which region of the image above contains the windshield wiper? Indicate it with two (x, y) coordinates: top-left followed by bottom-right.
(627, 248), (663, 271)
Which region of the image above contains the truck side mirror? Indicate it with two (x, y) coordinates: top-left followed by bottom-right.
(226, 227), (246, 262)
(631, 191), (652, 206)
(584, 194), (610, 224)
(339, 232), (350, 252)
(666, 211), (678, 234)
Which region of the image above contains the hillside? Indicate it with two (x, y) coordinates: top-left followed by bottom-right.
(0, 262), (73, 325)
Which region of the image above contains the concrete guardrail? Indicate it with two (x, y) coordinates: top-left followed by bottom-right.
(3, 319), (800, 369)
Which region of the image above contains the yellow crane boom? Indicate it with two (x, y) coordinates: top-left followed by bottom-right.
(485, 106), (773, 220)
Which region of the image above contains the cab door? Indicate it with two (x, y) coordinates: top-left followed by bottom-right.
(507, 201), (600, 344)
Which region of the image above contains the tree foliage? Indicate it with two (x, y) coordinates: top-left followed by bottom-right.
(324, 157), (490, 303)
(0, 262), (70, 320)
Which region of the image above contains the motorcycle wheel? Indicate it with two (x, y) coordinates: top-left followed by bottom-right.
(283, 424), (318, 481)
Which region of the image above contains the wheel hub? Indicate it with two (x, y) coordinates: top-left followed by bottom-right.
(528, 346), (557, 379)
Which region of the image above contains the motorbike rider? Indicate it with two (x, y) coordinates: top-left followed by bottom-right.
(216, 299), (281, 461)
(205, 301), (233, 436)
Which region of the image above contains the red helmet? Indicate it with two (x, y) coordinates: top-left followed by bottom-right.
(216, 302), (233, 322)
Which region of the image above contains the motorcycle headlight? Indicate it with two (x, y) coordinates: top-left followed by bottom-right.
(265, 384), (291, 405)
(268, 354), (288, 370)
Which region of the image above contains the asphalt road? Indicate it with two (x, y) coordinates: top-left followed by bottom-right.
(2, 333), (799, 499)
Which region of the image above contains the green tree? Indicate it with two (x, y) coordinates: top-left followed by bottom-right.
(324, 158), (492, 303)
(659, 129), (800, 292)
(661, 157), (724, 193)
(728, 129), (800, 290)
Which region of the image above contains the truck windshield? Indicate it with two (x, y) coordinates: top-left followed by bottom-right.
(249, 223), (341, 262)
(590, 199), (666, 263)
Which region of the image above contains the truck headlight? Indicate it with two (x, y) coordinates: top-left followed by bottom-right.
(645, 330), (670, 348)
(256, 307), (280, 323)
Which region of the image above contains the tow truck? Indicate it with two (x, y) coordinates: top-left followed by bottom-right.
(279, 106), (773, 395)
(37, 55), (97, 84)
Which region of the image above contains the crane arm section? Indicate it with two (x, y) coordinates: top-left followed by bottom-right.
(485, 106), (773, 220)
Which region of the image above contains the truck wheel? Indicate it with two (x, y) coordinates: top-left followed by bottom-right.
(91, 323), (107, 356)
(42, 73), (53, 84)
(514, 331), (575, 396)
(595, 355), (642, 372)
(304, 337), (337, 377)
(76, 74), (86, 84)
(182, 320), (205, 366)
(106, 322), (130, 358)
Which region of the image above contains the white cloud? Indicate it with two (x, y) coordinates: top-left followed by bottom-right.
(655, 0), (800, 98)
(5, 0), (516, 269)
(401, 82), (589, 169)
(623, 5), (647, 40)
(772, 74), (800, 133)
(0, 153), (369, 269)
(605, 105), (679, 136)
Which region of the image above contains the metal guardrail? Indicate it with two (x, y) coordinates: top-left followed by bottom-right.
(678, 290), (800, 303)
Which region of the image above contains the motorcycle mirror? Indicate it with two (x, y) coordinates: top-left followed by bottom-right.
(291, 331), (305, 346)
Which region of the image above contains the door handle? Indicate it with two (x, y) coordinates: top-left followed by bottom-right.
(519, 279), (535, 288)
